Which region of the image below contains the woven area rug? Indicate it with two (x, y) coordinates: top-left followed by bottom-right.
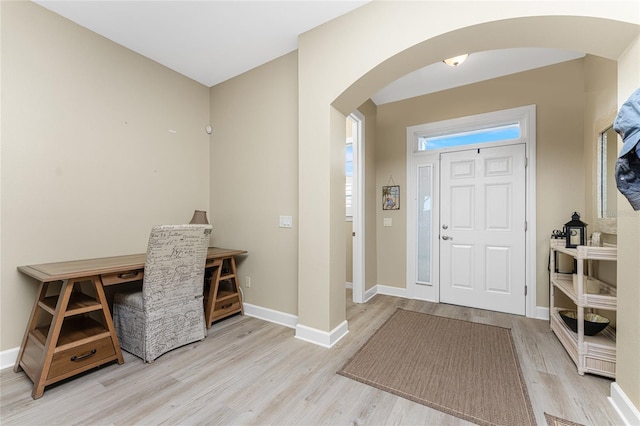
(544, 413), (585, 426)
(338, 309), (536, 426)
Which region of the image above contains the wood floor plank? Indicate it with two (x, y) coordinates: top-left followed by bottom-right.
(0, 291), (622, 425)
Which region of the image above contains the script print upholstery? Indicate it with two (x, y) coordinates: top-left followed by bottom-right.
(113, 224), (212, 362)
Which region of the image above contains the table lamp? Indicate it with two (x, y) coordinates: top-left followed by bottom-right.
(189, 210), (209, 225)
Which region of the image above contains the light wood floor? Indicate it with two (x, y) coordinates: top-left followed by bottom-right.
(1, 291), (622, 425)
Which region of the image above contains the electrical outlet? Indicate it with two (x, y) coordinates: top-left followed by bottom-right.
(245, 276), (251, 288)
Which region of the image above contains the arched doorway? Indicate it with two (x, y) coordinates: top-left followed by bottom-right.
(296, 5), (638, 362)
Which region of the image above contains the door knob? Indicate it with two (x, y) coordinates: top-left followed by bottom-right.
(442, 235), (452, 240)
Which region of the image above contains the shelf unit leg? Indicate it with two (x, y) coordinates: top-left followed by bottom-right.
(576, 258), (585, 377)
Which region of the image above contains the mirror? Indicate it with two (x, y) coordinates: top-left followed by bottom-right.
(596, 125), (617, 233)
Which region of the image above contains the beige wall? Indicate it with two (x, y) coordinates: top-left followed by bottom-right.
(209, 51), (299, 315)
(584, 55), (618, 234)
(616, 34), (640, 411)
(583, 55), (618, 288)
(376, 60), (587, 307)
(1, 2), (211, 351)
(360, 100), (379, 292)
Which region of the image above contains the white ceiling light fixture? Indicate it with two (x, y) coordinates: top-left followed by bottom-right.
(443, 54), (469, 67)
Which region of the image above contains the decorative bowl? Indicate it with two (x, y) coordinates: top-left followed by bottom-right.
(559, 310), (610, 336)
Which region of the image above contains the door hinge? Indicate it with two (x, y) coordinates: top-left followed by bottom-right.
(525, 221), (528, 231)
(525, 157), (528, 168)
(525, 285), (528, 296)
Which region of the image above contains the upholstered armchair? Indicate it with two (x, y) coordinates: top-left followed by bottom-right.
(113, 224), (212, 362)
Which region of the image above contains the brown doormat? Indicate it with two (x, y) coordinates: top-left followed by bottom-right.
(338, 309), (536, 426)
(544, 413), (585, 426)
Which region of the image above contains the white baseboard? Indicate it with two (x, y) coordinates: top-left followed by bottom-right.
(245, 303), (350, 349)
(243, 303), (298, 329)
(534, 306), (550, 321)
(376, 284), (408, 298)
(363, 285), (377, 303)
(345, 283), (376, 303)
(295, 320), (349, 348)
(1, 347), (19, 371)
(609, 382), (640, 426)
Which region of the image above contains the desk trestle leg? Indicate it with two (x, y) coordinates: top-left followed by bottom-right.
(204, 256), (244, 329)
(15, 277), (123, 399)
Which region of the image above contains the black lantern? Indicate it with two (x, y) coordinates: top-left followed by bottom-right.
(564, 212), (587, 248)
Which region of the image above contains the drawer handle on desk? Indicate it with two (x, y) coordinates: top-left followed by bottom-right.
(118, 271), (139, 280)
(71, 349), (97, 362)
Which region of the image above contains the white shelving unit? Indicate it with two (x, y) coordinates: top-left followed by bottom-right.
(549, 238), (617, 378)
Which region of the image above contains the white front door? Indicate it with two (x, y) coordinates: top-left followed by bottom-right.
(439, 144), (526, 315)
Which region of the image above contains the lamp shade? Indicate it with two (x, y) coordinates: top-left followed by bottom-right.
(189, 210), (209, 225)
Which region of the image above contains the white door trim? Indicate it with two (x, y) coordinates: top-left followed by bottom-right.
(406, 105), (537, 317)
(350, 111), (365, 304)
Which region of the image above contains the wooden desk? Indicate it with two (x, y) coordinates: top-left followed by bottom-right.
(15, 247), (246, 399)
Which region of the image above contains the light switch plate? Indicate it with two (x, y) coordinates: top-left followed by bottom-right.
(279, 215), (293, 228)
(384, 218), (392, 227)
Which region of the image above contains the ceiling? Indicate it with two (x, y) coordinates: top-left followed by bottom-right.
(35, 1), (585, 105)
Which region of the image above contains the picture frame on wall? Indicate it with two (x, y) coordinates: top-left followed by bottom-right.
(382, 185), (400, 210)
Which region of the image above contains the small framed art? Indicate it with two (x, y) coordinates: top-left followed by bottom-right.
(382, 185), (400, 210)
